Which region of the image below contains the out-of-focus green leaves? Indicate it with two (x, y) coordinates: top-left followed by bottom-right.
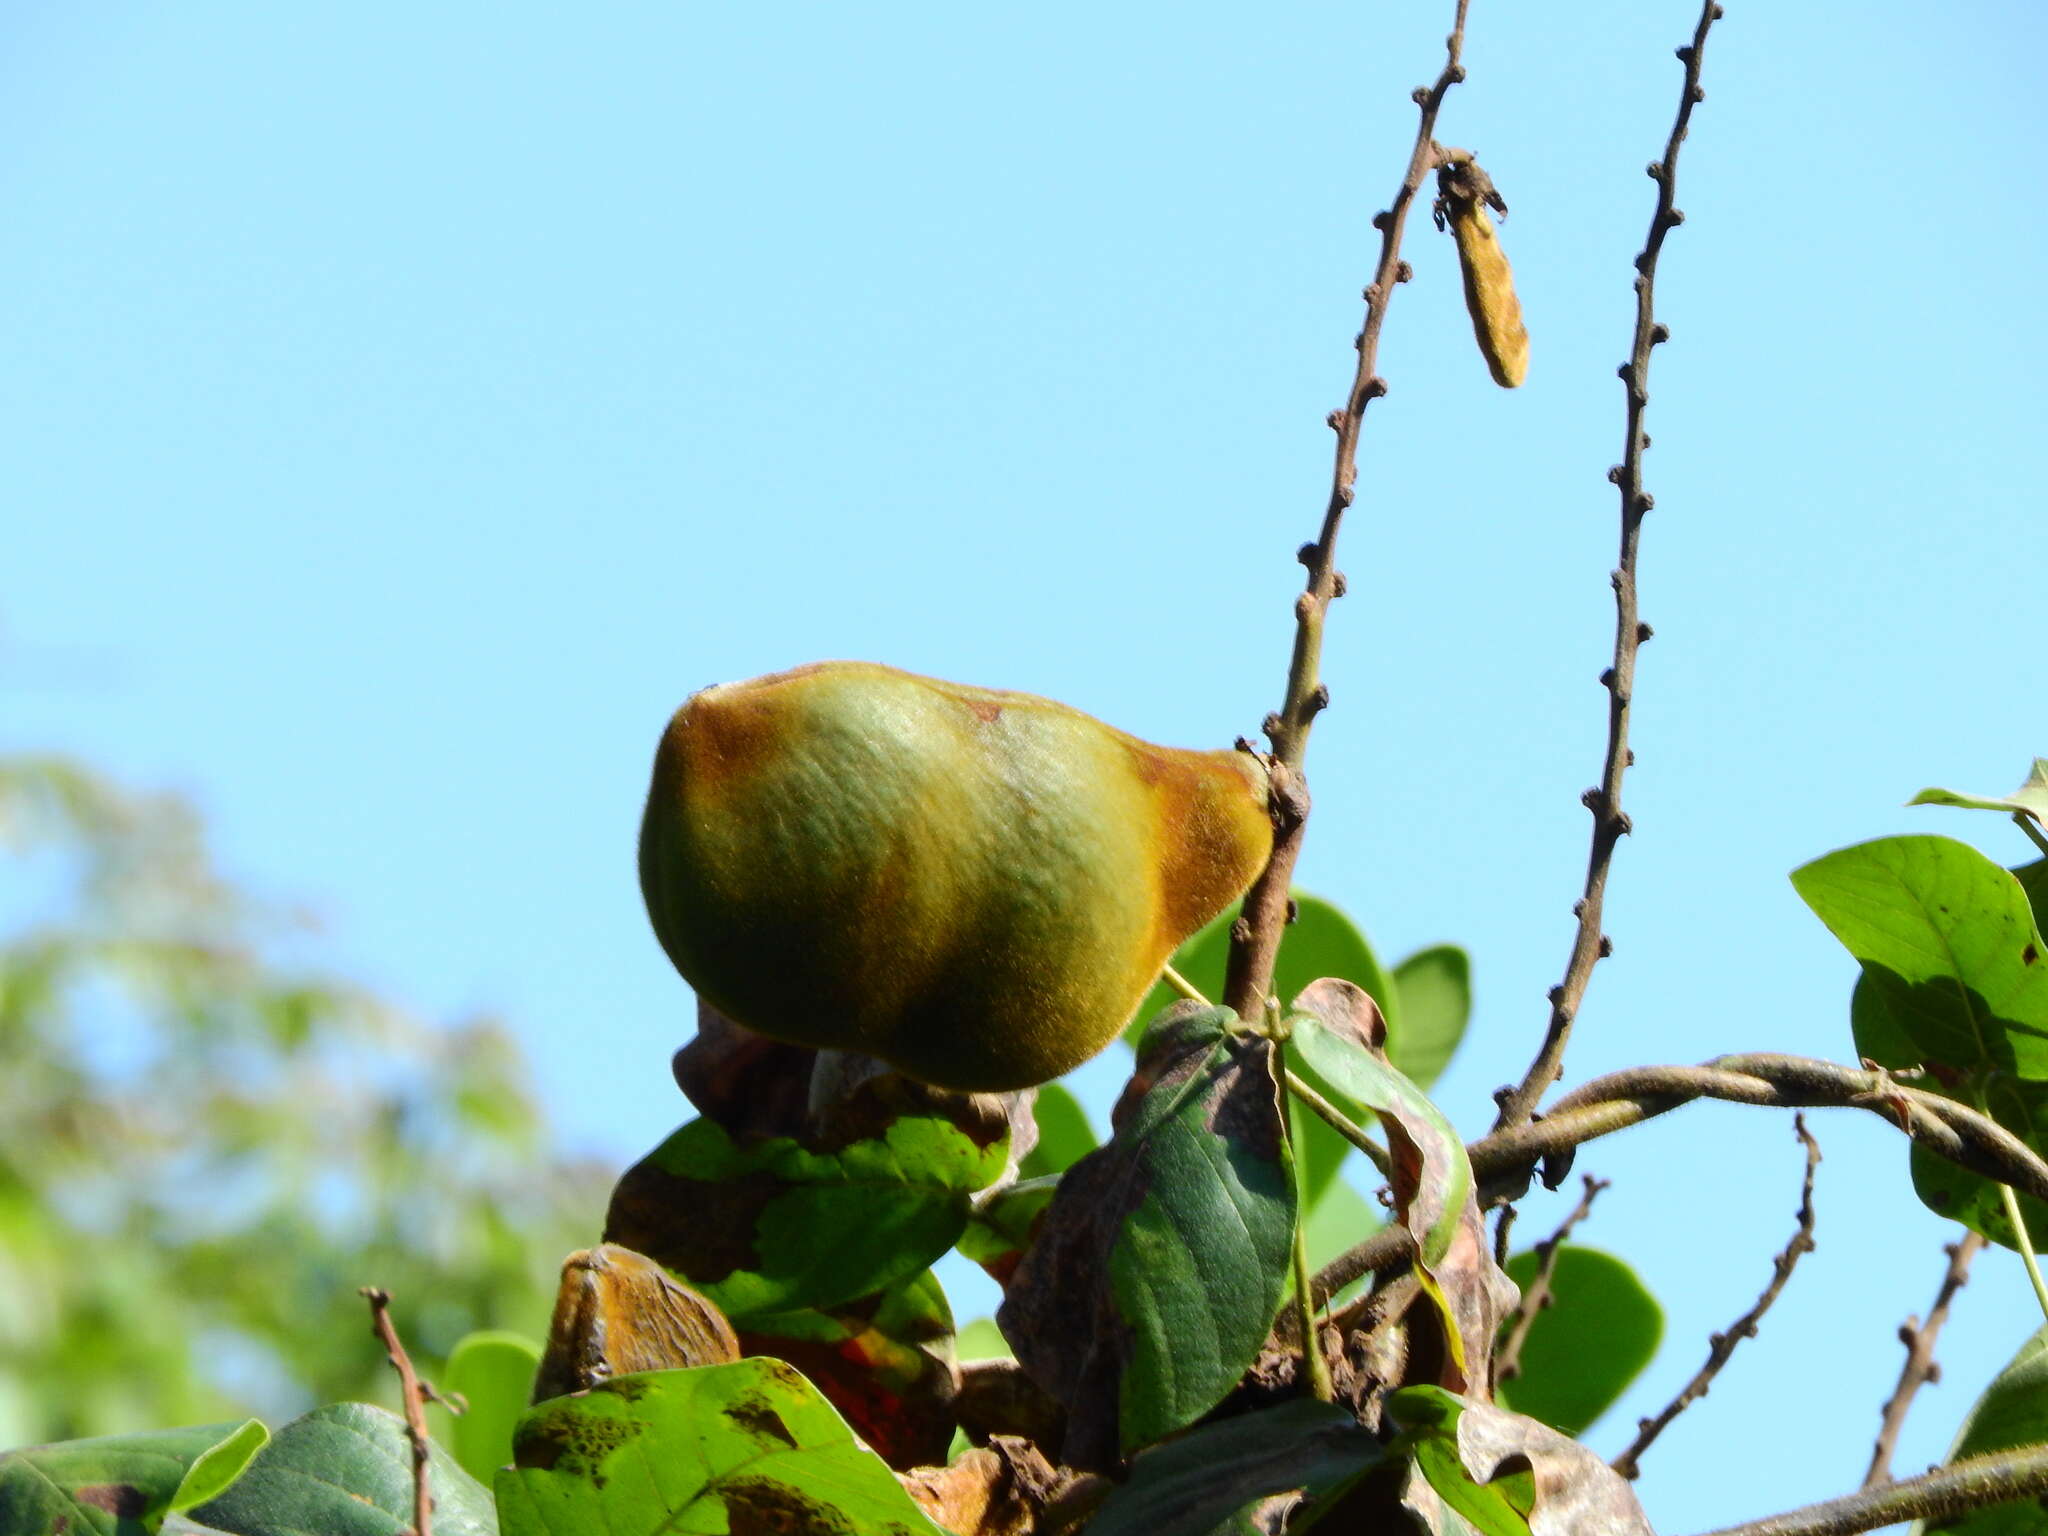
(0, 1420), (251, 1536)
(434, 1331), (542, 1485)
(191, 1403), (494, 1536)
(1910, 1324), (2048, 1536)
(1389, 945), (1471, 1093)
(0, 756), (611, 1445)
(603, 1113), (1007, 1320)
(1791, 835), (2048, 1079)
(497, 1360), (944, 1536)
(1018, 1083), (1097, 1180)
(1910, 760), (2048, 831)
(1086, 1398), (1381, 1536)
(1496, 1247), (1661, 1437)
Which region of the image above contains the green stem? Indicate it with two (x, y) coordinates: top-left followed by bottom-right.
(1285, 1068), (1394, 1177)
(2014, 812), (2048, 861)
(1279, 1038), (1334, 1403)
(1994, 1180), (2048, 1323)
(1159, 963), (1209, 1004)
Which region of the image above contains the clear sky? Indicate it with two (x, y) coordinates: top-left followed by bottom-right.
(5, 2), (2045, 1529)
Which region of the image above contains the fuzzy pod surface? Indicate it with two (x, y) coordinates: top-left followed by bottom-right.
(639, 661), (1273, 1091)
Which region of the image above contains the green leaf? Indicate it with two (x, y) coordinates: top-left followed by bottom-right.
(1910, 759), (2048, 829)
(1287, 997), (1468, 1267)
(957, 1173), (1060, 1277)
(496, 1360), (945, 1536)
(1496, 1247), (1662, 1437)
(1388, 945), (1471, 1091)
(1910, 1323), (2048, 1535)
(1387, 1388), (1652, 1536)
(736, 1270), (958, 1470)
(1019, 1083), (1098, 1180)
(1129, 895), (1405, 1210)
(1907, 1078), (2048, 1252)
(0, 1422), (248, 1536)
(1791, 835), (2048, 1079)
(999, 1006), (1295, 1459)
(166, 1423), (268, 1518)
(191, 1403), (495, 1536)
(436, 1331), (542, 1485)
(1087, 1399), (1381, 1536)
(604, 1111), (1009, 1320)
(955, 1317), (1011, 1360)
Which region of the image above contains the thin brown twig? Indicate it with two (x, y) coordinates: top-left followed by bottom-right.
(1494, 0), (1726, 1132)
(1691, 1442), (2048, 1536)
(1309, 1050), (2048, 1313)
(362, 1286), (436, 1536)
(1862, 1230), (1986, 1490)
(1221, 0), (1473, 1021)
(1611, 1116), (1821, 1480)
(1491, 1175), (1611, 1392)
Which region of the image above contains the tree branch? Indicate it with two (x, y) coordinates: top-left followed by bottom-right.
(1494, 0), (1725, 1131)
(1222, 0), (1473, 1020)
(1309, 1050), (2048, 1322)
(361, 1286), (436, 1536)
(1691, 1442), (2048, 1536)
(1491, 1175), (1609, 1392)
(1862, 1230), (1985, 1490)
(1611, 1116), (1820, 1480)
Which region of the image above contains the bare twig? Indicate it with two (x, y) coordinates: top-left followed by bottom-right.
(1692, 1442), (2048, 1536)
(1495, 0), (1725, 1132)
(1862, 1231), (1986, 1489)
(1611, 1116), (1821, 1480)
(1492, 1175), (1611, 1391)
(1221, 0), (1474, 1021)
(362, 1286), (436, 1536)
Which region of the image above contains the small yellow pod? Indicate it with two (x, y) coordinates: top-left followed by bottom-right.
(1437, 157), (1529, 390)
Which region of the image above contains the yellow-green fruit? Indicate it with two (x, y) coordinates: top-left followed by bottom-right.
(639, 661), (1273, 1091)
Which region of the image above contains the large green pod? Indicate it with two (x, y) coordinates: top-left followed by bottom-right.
(639, 661), (1273, 1091)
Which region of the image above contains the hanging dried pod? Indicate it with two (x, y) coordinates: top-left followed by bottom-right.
(1434, 153), (1529, 389)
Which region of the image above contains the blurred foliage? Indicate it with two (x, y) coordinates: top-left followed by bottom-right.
(0, 755), (612, 1447)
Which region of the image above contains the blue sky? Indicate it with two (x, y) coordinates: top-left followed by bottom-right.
(5, 1), (2045, 1528)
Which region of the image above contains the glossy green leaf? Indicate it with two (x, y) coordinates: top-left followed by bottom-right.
(1910, 1323), (2048, 1535)
(1387, 1389), (1532, 1536)
(192, 1403), (495, 1536)
(1019, 1083), (1098, 1180)
(166, 1423), (267, 1518)
(1288, 1002), (1468, 1267)
(1791, 835), (2048, 1079)
(1389, 945), (1472, 1091)
(437, 1331), (542, 1485)
(0, 1422), (248, 1536)
(999, 1005), (1295, 1459)
(1496, 1247), (1662, 1437)
(604, 1111), (1009, 1320)
(1910, 760), (2048, 829)
(1087, 1399), (1381, 1536)
(496, 1360), (944, 1536)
